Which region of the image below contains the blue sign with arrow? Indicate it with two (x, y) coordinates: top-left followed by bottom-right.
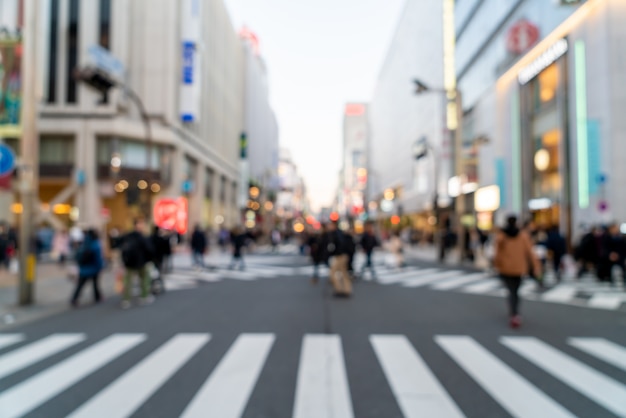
(0, 145), (16, 177)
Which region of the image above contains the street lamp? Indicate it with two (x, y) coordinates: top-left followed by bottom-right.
(413, 136), (443, 261)
(413, 78), (464, 263)
(74, 67), (158, 217)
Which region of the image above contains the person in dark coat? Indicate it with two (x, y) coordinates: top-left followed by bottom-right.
(545, 226), (567, 282)
(120, 220), (155, 309)
(190, 224), (207, 269)
(598, 224), (626, 285)
(229, 226), (247, 270)
(151, 225), (171, 280)
(359, 221), (379, 279)
(576, 226), (601, 278)
(307, 228), (323, 283)
(71, 229), (104, 307)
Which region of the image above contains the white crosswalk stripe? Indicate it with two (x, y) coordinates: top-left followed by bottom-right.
(0, 334), (146, 418)
(0, 333), (24, 350)
(293, 334), (354, 418)
(0, 333), (86, 380)
(371, 335), (464, 418)
(501, 336), (626, 417)
(0, 332), (624, 417)
(181, 333), (275, 418)
(68, 334), (210, 418)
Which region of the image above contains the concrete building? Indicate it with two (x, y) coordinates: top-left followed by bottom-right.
(340, 103), (368, 220)
(456, 0), (626, 241)
(369, 0), (450, 231)
(0, 0), (246, 234)
(276, 148), (307, 222)
(240, 28), (279, 198)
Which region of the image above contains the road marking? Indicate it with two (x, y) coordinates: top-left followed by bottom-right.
(402, 271), (463, 288)
(568, 338), (626, 372)
(371, 335), (463, 418)
(293, 334), (354, 418)
(501, 336), (626, 417)
(519, 280), (537, 296)
(182, 333), (275, 418)
(0, 333), (146, 418)
(540, 285), (578, 302)
(0, 333), (86, 379)
(376, 269), (428, 284)
(461, 279), (501, 294)
(68, 333), (210, 418)
(437, 336), (575, 418)
(0, 334), (24, 350)
(587, 294), (625, 310)
(431, 273), (488, 290)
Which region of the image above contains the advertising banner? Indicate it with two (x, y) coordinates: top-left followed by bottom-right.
(179, 0), (201, 123)
(0, 39), (22, 137)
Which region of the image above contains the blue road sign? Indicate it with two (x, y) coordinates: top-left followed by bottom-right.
(0, 144), (16, 176)
(597, 173), (607, 184)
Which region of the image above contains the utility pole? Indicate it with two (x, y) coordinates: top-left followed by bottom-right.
(18, 0), (39, 305)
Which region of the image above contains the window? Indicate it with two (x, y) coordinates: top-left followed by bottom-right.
(66, 0), (80, 104)
(40, 136), (75, 164)
(46, 0), (59, 103)
(533, 63), (558, 109)
(99, 0), (111, 49)
(205, 168), (213, 198)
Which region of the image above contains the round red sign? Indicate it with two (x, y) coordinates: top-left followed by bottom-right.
(506, 20), (540, 55)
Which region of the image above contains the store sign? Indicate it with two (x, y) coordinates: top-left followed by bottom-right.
(518, 38), (568, 85)
(475, 185), (500, 212)
(153, 197), (188, 234)
(179, 0), (201, 123)
(506, 20), (539, 55)
(87, 45), (125, 80)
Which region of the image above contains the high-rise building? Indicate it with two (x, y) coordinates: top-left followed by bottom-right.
(340, 103), (368, 221)
(0, 0), (247, 234)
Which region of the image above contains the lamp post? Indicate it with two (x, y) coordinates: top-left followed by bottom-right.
(74, 67), (157, 218)
(413, 78), (465, 263)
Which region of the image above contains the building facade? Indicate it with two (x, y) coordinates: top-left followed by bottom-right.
(456, 0), (626, 240)
(0, 0), (246, 234)
(340, 103), (368, 221)
(368, 0), (450, 230)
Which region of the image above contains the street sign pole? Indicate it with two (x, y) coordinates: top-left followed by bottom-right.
(18, 0), (39, 305)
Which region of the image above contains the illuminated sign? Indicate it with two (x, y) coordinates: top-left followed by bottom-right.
(518, 38), (568, 85)
(475, 185), (500, 212)
(345, 104), (365, 116)
(153, 198), (188, 234)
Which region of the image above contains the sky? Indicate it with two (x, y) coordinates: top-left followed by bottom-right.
(224, 0), (406, 212)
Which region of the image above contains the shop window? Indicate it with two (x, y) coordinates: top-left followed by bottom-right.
(532, 129), (561, 200)
(533, 63), (558, 109)
(40, 136), (74, 164)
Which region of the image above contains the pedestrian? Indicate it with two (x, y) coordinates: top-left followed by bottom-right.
(575, 226), (601, 278)
(387, 231), (405, 269)
(52, 228), (71, 266)
(523, 220), (547, 288)
(150, 225), (171, 292)
(345, 229), (357, 279)
(70, 229), (104, 307)
(229, 226), (247, 270)
(120, 219), (155, 309)
(360, 221), (380, 279)
(307, 227), (324, 284)
(327, 221), (352, 297)
(271, 228), (281, 252)
(494, 215), (541, 329)
(0, 224), (10, 269)
(598, 223), (625, 285)
(190, 224), (207, 269)
(545, 225), (567, 282)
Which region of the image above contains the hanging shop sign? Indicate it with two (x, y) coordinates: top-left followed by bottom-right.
(518, 38), (568, 85)
(506, 20), (540, 55)
(153, 197), (188, 234)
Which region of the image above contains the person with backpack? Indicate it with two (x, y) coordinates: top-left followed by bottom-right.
(120, 219), (155, 309)
(190, 224), (207, 269)
(327, 221), (352, 297)
(494, 215), (541, 329)
(70, 229), (104, 307)
(150, 225), (171, 293)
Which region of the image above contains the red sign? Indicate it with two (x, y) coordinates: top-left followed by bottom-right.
(506, 20), (539, 55)
(153, 197), (188, 234)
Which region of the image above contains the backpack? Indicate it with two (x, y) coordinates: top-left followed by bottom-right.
(121, 234), (144, 268)
(78, 245), (97, 266)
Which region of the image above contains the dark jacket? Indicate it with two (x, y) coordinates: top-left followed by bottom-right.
(232, 233), (247, 257)
(604, 233), (626, 263)
(494, 226), (540, 277)
(191, 230), (207, 253)
(76, 237), (104, 278)
(360, 232), (379, 253)
(121, 231), (153, 269)
(151, 232), (171, 263)
(327, 229), (349, 256)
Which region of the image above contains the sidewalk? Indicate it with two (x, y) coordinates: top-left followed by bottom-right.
(0, 261), (116, 330)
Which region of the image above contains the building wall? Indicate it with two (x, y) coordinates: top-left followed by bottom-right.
(342, 103), (368, 217)
(1, 0), (246, 234)
(369, 0), (447, 215)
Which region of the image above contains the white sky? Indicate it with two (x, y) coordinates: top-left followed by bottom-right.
(224, 0), (406, 212)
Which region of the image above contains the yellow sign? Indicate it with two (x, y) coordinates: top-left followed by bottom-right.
(26, 255), (36, 283)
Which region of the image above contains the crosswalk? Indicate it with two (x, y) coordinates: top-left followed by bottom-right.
(0, 332), (624, 417)
(160, 253), (626, 311)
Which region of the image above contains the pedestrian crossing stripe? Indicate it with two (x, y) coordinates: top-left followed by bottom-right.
(0, 333), (624, 418)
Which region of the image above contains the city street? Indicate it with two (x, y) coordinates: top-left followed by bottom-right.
(0, 250), (624, 417)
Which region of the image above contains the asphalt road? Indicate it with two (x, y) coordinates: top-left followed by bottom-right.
(0, 253), (625, 418)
